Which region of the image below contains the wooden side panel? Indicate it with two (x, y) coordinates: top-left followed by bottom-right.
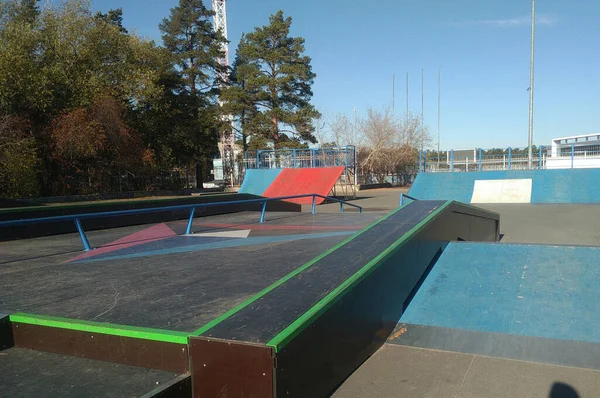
(189, 337), (274, 398)
(12, 323), (188, 373)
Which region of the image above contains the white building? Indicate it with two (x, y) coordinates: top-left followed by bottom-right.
(547, 133), (600, 169)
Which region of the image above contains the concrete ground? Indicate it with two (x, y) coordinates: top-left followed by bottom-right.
(333, 191), (600, 398)
(333, 344), (597, 398)
(480, 204), (600, 246)
(302, 187), (408, 214)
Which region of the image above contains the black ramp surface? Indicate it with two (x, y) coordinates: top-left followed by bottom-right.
(0, 212), (375, 332)
(203, 200), (446, 343)
(0, 347), (181, 398)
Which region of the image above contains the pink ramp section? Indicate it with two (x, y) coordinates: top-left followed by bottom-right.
(67, 223), (176, 262)
(263, 167), (345, 205)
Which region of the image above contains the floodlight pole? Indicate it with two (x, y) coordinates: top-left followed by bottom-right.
(437, 66), (441, 168)
(527, 0), (536, 169)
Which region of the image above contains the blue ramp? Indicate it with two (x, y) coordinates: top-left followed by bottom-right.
(238, 169), (283, 196)
(401, 242), (600, 344)
(408, 168), (600, 203)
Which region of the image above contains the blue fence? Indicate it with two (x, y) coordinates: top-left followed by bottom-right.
(421, 144), (600, 172)
(0, 194), (362, 252)
(245, 146), (356, 170)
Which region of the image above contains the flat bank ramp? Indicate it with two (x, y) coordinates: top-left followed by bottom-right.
(189, 201), (499, 397)
(409, 169), (600, 204)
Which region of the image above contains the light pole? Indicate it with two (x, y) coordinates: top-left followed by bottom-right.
(421, 68), (424, 154)
(353, 107), (357, 185)
(438, 66), (441, 168)
(528, 0), (536, 169)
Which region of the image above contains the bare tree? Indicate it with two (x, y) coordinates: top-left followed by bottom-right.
(358, 107), (430, 183)
(399, 111), (432, 149)
(312, 114), (331, 147)
(330, 113), (363, 148)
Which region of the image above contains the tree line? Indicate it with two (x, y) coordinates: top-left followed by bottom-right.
(0, 0), (320, 197)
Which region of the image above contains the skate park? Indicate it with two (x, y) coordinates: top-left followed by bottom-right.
(2, 0), (599, 396)
(2, 161), (600, 397)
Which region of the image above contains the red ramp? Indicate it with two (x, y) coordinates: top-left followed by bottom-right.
(263, 167), (345, 204)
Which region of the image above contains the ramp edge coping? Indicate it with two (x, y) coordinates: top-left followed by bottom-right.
(191, 202), (410, 336)
(266, 200), (453, 352)
(9, 313), (189, 344)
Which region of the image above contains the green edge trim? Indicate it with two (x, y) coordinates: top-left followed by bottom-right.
(266, 200), (453, 352)
(9, 313), (189, 345)
(191, 204), (408, 336)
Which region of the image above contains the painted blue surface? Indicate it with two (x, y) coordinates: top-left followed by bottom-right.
(77, 231), (355, 263)
(77, 236), (235, 262)
(401, 242), (600, 344)
(238, 169), (283, 195)
(408, 168), (600, 204)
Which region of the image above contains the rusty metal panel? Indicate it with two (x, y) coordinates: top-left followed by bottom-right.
(189, 337), (274, 398)
(12, 322), (188, 373)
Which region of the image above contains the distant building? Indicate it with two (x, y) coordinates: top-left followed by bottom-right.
(547, 133), (600, 169)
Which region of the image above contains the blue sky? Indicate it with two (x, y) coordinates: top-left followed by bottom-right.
(78, 0), (598, 149)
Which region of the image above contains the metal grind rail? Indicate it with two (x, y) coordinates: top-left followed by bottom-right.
(399, 193), (419, 206)
(0, 194), (362, 251)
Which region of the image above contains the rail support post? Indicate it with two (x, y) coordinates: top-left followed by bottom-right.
(400, 193), (404, 207)
(259, 200), (268, 223)
(340, 202), (344, 213)
(186, 208), (196, 234)
(311, 195), (317, 215)
(74, 218), (92, 251)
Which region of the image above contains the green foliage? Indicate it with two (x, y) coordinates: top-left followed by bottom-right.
(156, 0), (227, 185)
(0, 0), (40, 27)
(221, 36), (264, 152)
(0, 137), (39, 197)
(159, 0), (225, 97)
(0, 0), (320, 195)
(94, 8), (127, 33)
(274, 135), (309, 149)
(0, 115), (39, 198)
(0, 0), (172, 195)
(222, 10), (320, 149)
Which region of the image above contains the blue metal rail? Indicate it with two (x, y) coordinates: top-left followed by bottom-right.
(0, 194), (362, 252)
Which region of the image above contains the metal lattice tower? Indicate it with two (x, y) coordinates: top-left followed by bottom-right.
(212, 0), (229, 68)
(212, 0), (235, 186)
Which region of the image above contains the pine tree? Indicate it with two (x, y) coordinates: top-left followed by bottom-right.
(159, 0), (226, 98)
(158, 0), (227, 187)
(236, 10), (320, 147)
(220, 35), (264, 152)
(94, 8), (127, 34)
